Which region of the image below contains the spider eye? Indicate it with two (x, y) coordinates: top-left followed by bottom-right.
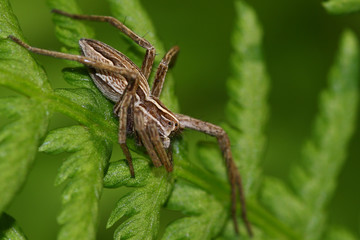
(175, 123), (178, 127)
(168, 121), (172, 126)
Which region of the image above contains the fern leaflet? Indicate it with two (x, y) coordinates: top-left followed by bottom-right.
(0, 0), (50, 213)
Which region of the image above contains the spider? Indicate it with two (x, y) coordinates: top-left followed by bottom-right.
(9, 9), (253, 237)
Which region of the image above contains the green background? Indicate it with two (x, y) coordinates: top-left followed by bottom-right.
(4, 0), (360, 239)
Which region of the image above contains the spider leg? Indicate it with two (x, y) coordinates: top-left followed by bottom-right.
(175, 113), (253, 237)
(52, 9), (156, 79)
(134, 108), (162, 167)
(8, 36), (136, 79)
(151, 46), (179, 98)
(113, 76), (139, 178)
(148, 122), (173, 172)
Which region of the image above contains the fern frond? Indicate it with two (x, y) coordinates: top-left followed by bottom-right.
(107, 168), (172, 240)
(162, 1), (298, 239)
(0, 213), (27, 240)
(55, 87), (113, 121)
(164, 1), (299, 239)
(0, 0), (51, 93)
(48, 0), (94, 52)
(163, 181), (227, 240)
(39, 126), (111, 240)
(0, 98), (49, 213)
(104, 153), (170, 240)
(290, 30), (358, 239)
(323, 0), (360, 14)
(104, 158), (151, 188)
(258, 30), (359, 240)
(196, 143), (227, 183)
(259, 177), (308, 234)
(225, 0), (269, 195)
(0, 0), (50, 213)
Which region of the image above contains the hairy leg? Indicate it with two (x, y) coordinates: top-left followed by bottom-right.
(134, 109), (162, 167)
(52, 9), (156, 79)
(113, 77), (139, 178)
(151, 46), (179, 98)
(175, 113), (253, 237)
(148, 122), (173, 172)
(8, 35), (136, 79)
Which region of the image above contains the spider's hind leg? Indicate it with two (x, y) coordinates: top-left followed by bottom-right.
(175, 113), (253, 237)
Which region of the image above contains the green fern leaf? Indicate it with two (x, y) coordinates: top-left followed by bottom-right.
(0, 98), (49, 213)
(0, 213), (27, 240)
(55, 87), (113, 121)
(107, 168), (172, 240)
(290, 30), (358, 239)
(164, 1), (300, 239)
(164, 136), (247, 240)
(48, 0), (94, 52)
(39, 126), (111, 240)
(162, 181), (227, 240)
(259, 177), (308, 234)
(258, 30), (359, 240)
(161, 0), (297, 239)
(323, 0), (360, 14)
(0, 0), (50, 213)
(224, 0), (269, 195)
(104, 158), (151, 188)
(62, 67), (98, 89)
(104, 149), (172, 240)
(0, 0), (51, 93)
(196, 143), (227, 183)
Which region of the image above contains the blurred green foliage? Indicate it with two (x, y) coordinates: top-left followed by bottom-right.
(1, 0), (360, 239)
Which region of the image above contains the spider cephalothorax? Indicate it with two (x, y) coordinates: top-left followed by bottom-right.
(8, 9), (253, 237)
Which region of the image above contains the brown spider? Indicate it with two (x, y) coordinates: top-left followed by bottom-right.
(9, 9), (253, 237)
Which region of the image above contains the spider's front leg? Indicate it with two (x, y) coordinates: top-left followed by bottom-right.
(151, 46), (179, 97)
(148, 122), (173, 172)
(8, 36), (136, 81)
(113, 74), (141, 178)
(133, 109), (173, 171)
(52, 9), (156, 79)
(175, 114), (253, 237)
